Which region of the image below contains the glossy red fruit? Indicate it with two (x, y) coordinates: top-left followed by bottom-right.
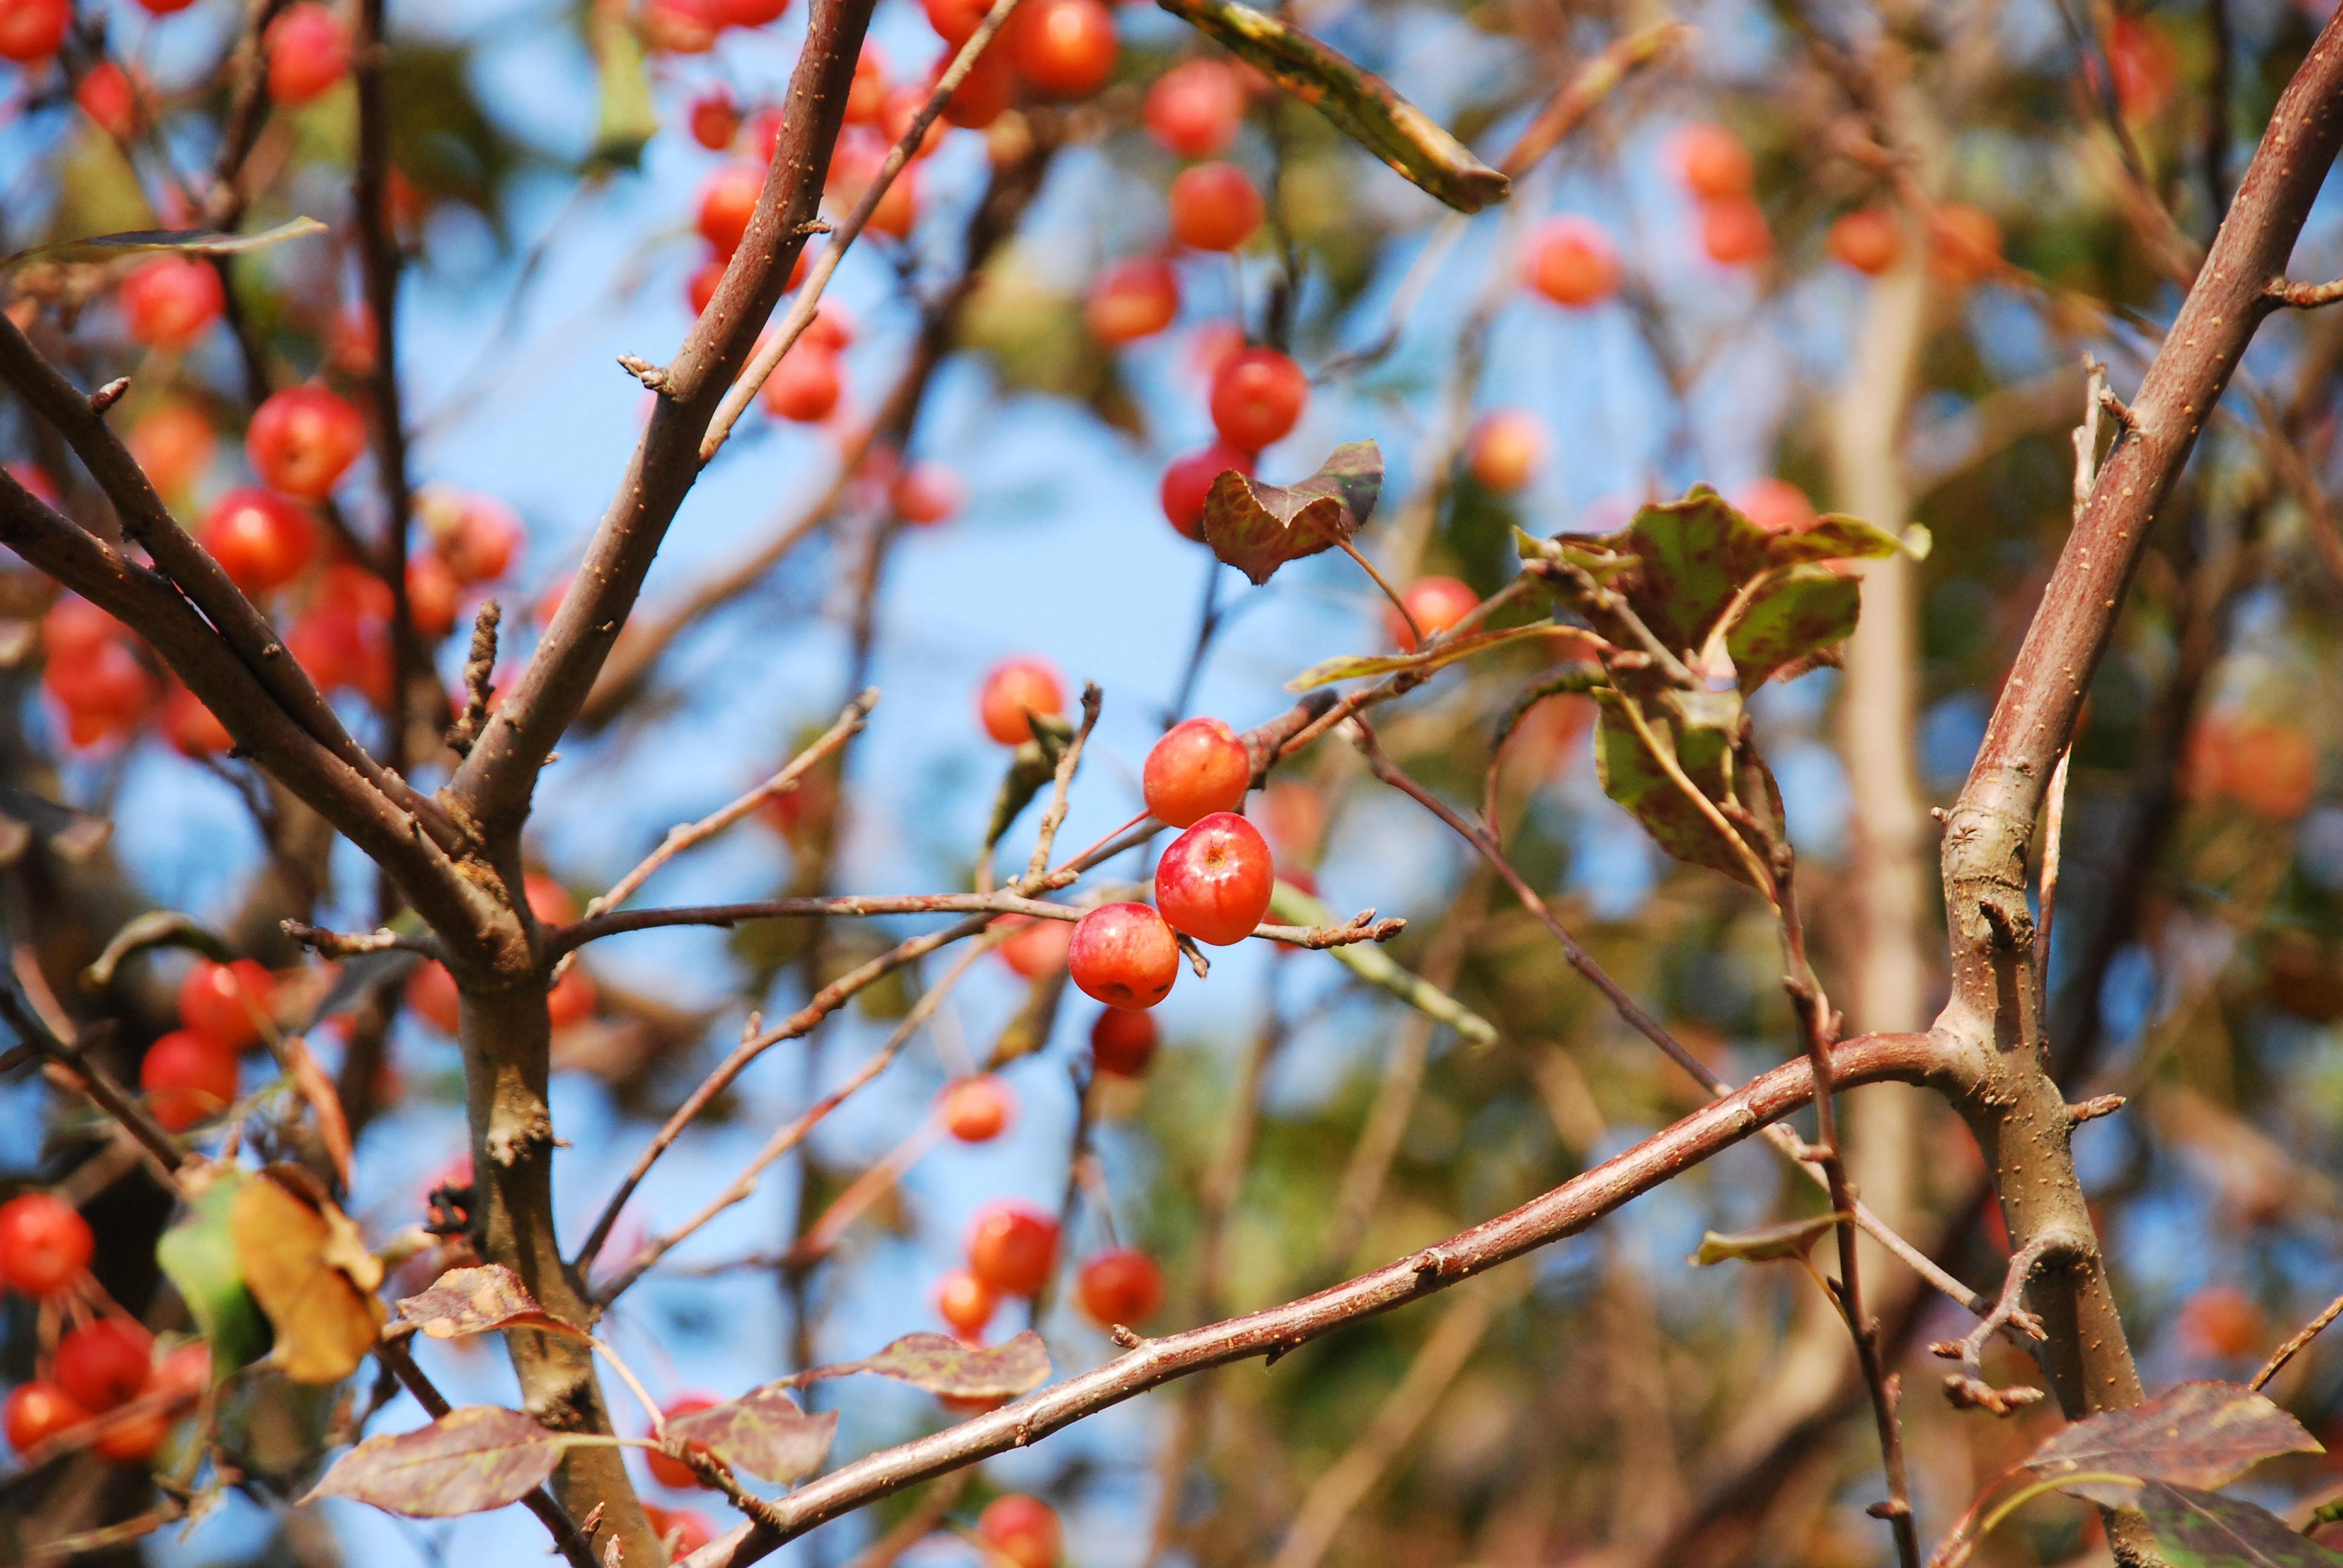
(289, 606), (390, 702)
(936, 1268), (998, 1335)
(803, 302), (855, 351)
(94, 1405), (168, 1464)
(1735, 477), (1815, 535)
(1145, 58), (1243, 157)
(1086, 258), (1179, 345)
(1089, 1006), (1157, 1076)
(647, 1395), (720, 1489)
(546, 965), (597, 1030)
(56, 1320), (153, 1411)
(761, 344), (842, 423)
(1827, 208), (1901, 275)
(882, 82), (946, 157)
(162, 684), (233, 757)
(1699, 195), (1771, 267)
(978, 1494), (1063, 1568)
(141, 1028), (240, 1131)
(1155, 811), (1273, 946)
(0, 1194), (93, 1296)
(644, 1506), (718, 1556)
(1466, 409), (1544, 493)
(200, 488), (317, 593)
(689, 90), (741, 151)
(845, 44), (889, 123)
(4, 1382), (88, 1455)
(643, 0), (723, 41)
(136, 0), (200, 14)
(996, 915), (1073, 979)
(42, 596), (123, 666)
(966, 1203), (1058, 1297)
(406, 552), (460, 639)
(406, 960), (462, 1034)
(892, 461), (962, 525)
(1524, 217), (1620, 307)
(1069, 903), (1181, 1009)
(1928, 202), (2002, 287)
(978, 656), (1064, 745)
(0, 0), (68, 62)
(128, 404), (217, 497)
(1144, 717), (1250, 827)
(436, 494), (523, 584)
(688, 256), (726, 315)
(712, 0), (787, 27)
(1168, 161), (1262, 252)
(942, 1075), (1015, 1142)
(247, 385), (367, 500)
(923, 0), (989, 44)
(44, 641), (156, 743)
(1389, 575), (1478, 652)
(266, 4), (352, 104)
(1011, 0), (1115, 97)
(1160, 443), (1253, 541)
(698, 162), (764, 256)
(1076, 1247), (1163, 1328)
(76, 61), (139, 140)
(1672, 122), (1754, 200)
(179, 958), (274, 1051)
(940, 42), (1015, 129)
(1208, 347), (1306, 451)
(525, 874), (577, 926)
(120, 257), (225, 351)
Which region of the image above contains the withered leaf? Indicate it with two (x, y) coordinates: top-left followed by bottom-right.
(395, 1264), (570, 1342)
(307, 1405), (566, 1518)
(2136, 1482), (2343, 1567)
(1201, 442), (1382, 587)
(804, 1330), (1052, 1399)
(1690, 1213), (1846, 1266)
(666, 1383), (837, 1484)
(2025, 1382), (2322, 1506)
(231, 1165), (385, 1385)
(0, 216), (327, 273)
(1283, 624), (1606, 692)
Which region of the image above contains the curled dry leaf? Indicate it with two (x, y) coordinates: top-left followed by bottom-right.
(231, 1164), (386, 1384)
(0, 217), (328, 273)
(2023, 1380), (2322, 1506)
(307, 1405), (568, 1518)
(1201, 442), (1383, 587)
(1690, 1212), (1847, 1266)
(1284, 624), (1607, 692)
(802, 1330), (1052, 1399)
(395, 1263), (570, 1341)
(1153, 0), (1508, 212)
(666, 1383), (839, 1484)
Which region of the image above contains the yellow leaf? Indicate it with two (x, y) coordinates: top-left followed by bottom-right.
(231, 1167), (384, 1384)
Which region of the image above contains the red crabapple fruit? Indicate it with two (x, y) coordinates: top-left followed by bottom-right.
(1144, 717), (1251, 827)
(1154, 811), (1274, 946)
(1068, 902), (1181, 1009)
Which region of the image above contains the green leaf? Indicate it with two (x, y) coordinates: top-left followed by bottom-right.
(799, 1330), (1052, 1399)
(1201, 441), (1383, 587)
(2025, 1382), (2324, 1506)
(666, 1385), (837, 1484)
(588, 5), (656, 169)
(1154, 0), (1509, 212)
(1268, 881), (1497, 1045)
(307, 1405), (568, 1518)
(1591, 691), (1781, 890)
(1725, 566), (1860, 689)
(2136, 1483), (2343, 1567)
(156, 1172), (271, 1380)
(1283, 623), (1606, 692)
(0, 217), (327, 273)
(1691, 1213), (1846, 1266)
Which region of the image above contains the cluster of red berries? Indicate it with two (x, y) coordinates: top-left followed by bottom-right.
(1670, 122), (1771, 269)
(138, 958), (279, 1131)
(0, 1194), (206, 1466)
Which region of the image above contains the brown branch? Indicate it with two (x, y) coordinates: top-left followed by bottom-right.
(0, 985), (187, 1180)
(2253, 1291), (2343, 1390)
(448, 0), (880, 836)
(2266, 277), (2343, 309)
(352, 0), (424, 794)
(1928, 15), (2343, 1563)
(675, 1031), (1962, 1568)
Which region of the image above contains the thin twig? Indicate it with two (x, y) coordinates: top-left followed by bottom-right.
(2253, 1292), (2343, 1390)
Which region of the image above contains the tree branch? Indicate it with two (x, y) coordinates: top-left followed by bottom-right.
(677, 1030), (1962, 1568)
(448, 0), (880, 835)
